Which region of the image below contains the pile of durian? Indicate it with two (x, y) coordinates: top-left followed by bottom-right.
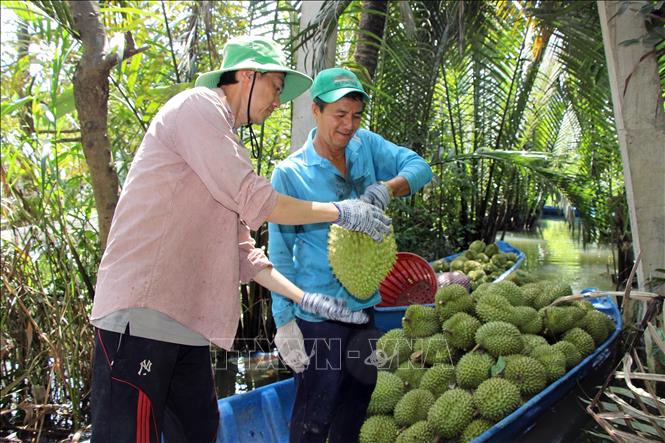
(431, 240), (531, 291)
(361, 279), (616, 443)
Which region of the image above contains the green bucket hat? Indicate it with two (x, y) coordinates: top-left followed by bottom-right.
(310, 68), (370, 103)
(195, 36), (312, 103)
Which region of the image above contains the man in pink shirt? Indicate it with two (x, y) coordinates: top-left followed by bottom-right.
(89, 36), (391, 442)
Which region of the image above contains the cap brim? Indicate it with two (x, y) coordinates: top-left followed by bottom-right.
(316, 87), (370, 103)
(194, 62), (312, 104)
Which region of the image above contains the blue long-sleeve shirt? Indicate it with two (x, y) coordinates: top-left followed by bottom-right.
(269, 128), (433, 328)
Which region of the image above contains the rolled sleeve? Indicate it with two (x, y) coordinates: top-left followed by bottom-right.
(364, 130), (433, 194)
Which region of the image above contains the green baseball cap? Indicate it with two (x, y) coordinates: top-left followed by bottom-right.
(195, 36), (312, 103)
(310, 68), (369, 103)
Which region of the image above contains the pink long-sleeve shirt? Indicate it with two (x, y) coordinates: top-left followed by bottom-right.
(91, 87), (277, 350)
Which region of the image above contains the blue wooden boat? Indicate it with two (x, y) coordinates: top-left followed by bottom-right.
(214, 238), (619, 443)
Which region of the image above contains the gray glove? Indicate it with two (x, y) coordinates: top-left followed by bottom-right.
(300, 292), (369, 324)
(332, 199), (391, 241)
(359, 182), (392, 210)
(275, 320), (309, 373)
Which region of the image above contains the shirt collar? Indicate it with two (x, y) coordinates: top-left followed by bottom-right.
(302, 127), (361, 166)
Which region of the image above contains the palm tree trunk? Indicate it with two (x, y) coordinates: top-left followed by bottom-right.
(353, 0), (389, 81)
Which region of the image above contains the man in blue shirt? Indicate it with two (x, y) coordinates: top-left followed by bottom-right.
(268, 68), (433, 442)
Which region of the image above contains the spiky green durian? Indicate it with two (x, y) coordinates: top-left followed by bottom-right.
(463, 260), (483, 274)
(469, 240), (487, 253)
(520, 282), (542, 307)
(579, 310), (612, 344)
(359, 415), (399, 443)
(367, 371), (405, 415)
(413, 333), (457, 365)
(473, 377), (522, 422)
(563, 327), (596, 356)
(427, 388), (474, 438)
(461, 419), (493, 443)
(542, 305), (586, 335)
(552, 340), (582, 369)
(514, 306), (543, 334)
(402, 305), (440, 338)
(489, 281), (527, 306)
(442, 312), (481, 350)
(396, 420), (436, 443)
(530, 345), (567, 382)
(394, 360), (426, 390)
(504, 356), (548, 397)
(450, 258), (467, 272)
(419, 364), (455, 397)
(521, 334), (550, 355)
(375, 328), (413, 370)
(475, 321), (524, 357)
(475, 293), (520, 325)
(484, 243), (500, 257)
(455, 352), (495, 389)
(435, 284), (474, 322)
(394, 388), (436, 427)
(328, 225), (396, 300)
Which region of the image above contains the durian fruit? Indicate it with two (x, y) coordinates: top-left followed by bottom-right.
(489, 281), (527, 306)
(475, 321), (525, 357)
(475, 293), (520, 325)
(442, 312), (482, 350)
(367, 371), (405, 415)
(552, 340), (582, 369)
(520, 282), (542, 307)
(427, 388), (475, 439)
(579, 309), (612, 344)
(434, 284), (474, 322)
(393, 388), (435, 427)
(419, 364), (455, 397)
(394, 360), (425, 390)
(533, 281), (573, 309)
(455, 351), (495, 389)
(521, 334), (550, 355)
(473, 377), (522, 422)
(514, 306), (543, 334)
(328, 224), (397, 300)
(396, 420), (436, 443)
(530, 345), (567, 382)
(504, 356), (548, 397)
(402, 305), (440, 338)
(359, 415), (399, 443)
(484, 243), (500, 257)
(469, 240), (487, 253)
(542, 305), (586, 336)
(461, 419), (493, 443)
(413, 333), (457, 365)
(375, 328), (413, 370)
(563, 327), (596, 357)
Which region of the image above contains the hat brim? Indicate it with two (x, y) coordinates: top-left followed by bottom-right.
(195, 62), (312, 104)
(316, 87), (370, 103)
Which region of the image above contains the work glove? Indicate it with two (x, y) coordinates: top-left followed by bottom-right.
(274, 320), (309, 373)
(300, 292), (369, 324)
(359, 182), (392, 210)
(332, 199), (391, 242)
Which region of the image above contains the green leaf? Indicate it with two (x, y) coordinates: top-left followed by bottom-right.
(1, 96), (32, 117)
(619, 38), (641, 47)
(491, 356), (506, 377)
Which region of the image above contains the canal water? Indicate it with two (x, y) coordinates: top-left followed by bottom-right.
(214, 217), (617, 399)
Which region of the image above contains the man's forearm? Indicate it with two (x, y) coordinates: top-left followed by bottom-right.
(266, 194), (339, 225)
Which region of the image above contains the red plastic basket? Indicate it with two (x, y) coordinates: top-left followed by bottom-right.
(378, 252), (437, 307)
